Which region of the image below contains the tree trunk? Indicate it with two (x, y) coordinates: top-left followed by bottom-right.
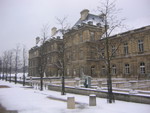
(106, 34), (114, 103)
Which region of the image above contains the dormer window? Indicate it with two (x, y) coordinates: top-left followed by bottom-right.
(88, 21), (93, 25)
(57, 36), (60, 39)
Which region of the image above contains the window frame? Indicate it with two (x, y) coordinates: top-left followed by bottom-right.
(138, 40), (144, 53)
(124, 63), (130, 74)
(140, 62), (145, 74)
(124, 42), (128, 55)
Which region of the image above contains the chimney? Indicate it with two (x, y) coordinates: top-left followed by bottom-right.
(80, 9), (89, 20)
(51, 27), (57, 36)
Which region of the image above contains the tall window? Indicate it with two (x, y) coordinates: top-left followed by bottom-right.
(112, 46), (116, 56)
(67, 68), (70, 76)
(72, 50), (76, 61)
(90, 49), (95, 59)
(80, 67), (84, 76)
(79, 34), (83, 42)
(91, 66), (95, 76)
(102, 66), (106, 75)
(138, 40), (144, 52)
(140, 62), (145, 74)
(124, 43), (128, 55)
(125, 64), (130, 74)
(73, 69), (76, 76)
(112, 65), (117, 75)
(80, 50), (84, 59)
(90, 32), (95, 41)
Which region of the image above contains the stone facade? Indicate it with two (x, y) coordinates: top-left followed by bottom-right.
(28, 29), (63, 77)
(28, 46), (40, 77)
(98, 26), (150, 78)
(29, 9), (150, 79)
(64, 25), (150, 78)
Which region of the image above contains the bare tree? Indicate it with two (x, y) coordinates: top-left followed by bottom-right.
(39, 24), (50, 91)
(0, 57), (2, 79)
(96, 0), (125, 103)
(1, 56), (5, 80)
(22, 45), (28, 86)
(14, 44), (21, 84)
(56, 16), (70, 95)
(2, 51), (10, 81)
(7, 50), (13, 83)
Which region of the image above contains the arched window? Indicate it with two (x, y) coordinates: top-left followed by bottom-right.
(140, 62), (145, 74)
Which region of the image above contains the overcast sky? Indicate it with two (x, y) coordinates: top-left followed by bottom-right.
(0, 0), (150, 54)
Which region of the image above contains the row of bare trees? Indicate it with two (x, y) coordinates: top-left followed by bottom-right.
(0, 44), (28, 86)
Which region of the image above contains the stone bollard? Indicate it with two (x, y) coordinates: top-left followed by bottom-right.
(30, 76), (32, 86)
(129, 81), (138, 94)
(97, 80), (102, 88)
(67, 97), (75, 109)
(75, 77), (80, 87)
(89, 94), (96, 106)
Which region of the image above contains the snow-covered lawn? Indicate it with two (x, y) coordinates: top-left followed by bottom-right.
(0, 80), (150, 113)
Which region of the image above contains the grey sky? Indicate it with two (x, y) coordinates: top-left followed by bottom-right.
(0, 0), (150, 54)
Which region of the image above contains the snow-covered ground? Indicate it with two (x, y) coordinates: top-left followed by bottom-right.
(0, 80), (150, 113)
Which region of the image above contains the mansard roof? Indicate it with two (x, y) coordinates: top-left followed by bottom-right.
(50, 29), (63, 39)
(73, 13), (104, 27)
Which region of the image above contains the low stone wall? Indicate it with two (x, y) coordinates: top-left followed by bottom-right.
(48, 84), (150, 104)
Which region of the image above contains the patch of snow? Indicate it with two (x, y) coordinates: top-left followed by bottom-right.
(0, 80), (150, 113)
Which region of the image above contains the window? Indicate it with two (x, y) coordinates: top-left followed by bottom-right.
(80, 50), (84, 59)
(67, 69), (70, 76)
(72, 50), (76, 60)
(90, 51), (94, 59)
(112, 65), (117, 75)
(140, 62), (145, 74)
(112, 46), (116, 56)
(124, 43), (128, 55)
(125, 64), (130, 74)
(101, 48), (105, 58)
(73, 69), (76, 76)
(79, 34), (83, 42)
(90, 32), (95, 41)
(102, 66), (106, 75)
(138, 40), (144, 52)
(91, 66), (95, 76)
(80, 67), (84, 76)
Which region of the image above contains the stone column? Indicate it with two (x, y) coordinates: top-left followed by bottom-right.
(89, 94), (96, 106)
(67, 97), (75, 109)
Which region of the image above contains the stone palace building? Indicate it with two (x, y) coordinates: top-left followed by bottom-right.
(28, 9), (150, 79)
